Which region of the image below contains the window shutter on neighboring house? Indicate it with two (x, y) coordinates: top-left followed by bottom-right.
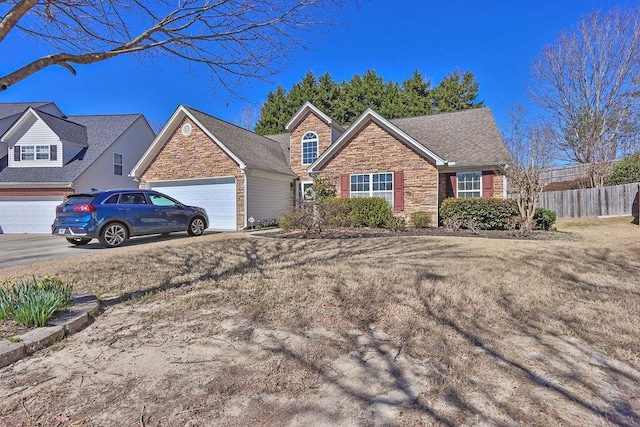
(482, 171), (494, 197)
(393, 171), (404, 212)
(340, 174), (350, 198)
(13, 146), (20, 161)
(448, 174), (457, 198)
(50, 145), (57, 161)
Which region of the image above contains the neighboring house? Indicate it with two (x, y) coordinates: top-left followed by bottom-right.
(130, 106), (295, 230)
(0, 102), (155, 233)
(132, 102), (509, 230)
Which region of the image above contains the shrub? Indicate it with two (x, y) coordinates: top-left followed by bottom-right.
(534, 207), (557, 230)
(605, 152), (640, 185)
(347, 197), (393, 228)
(440, 198), (519, 230)
(278, 211), (313, 231)
(320, 197), (354, 227)
(410, 211), (432, 228)
(385, 216), (406, 231)
(0, 276), (72, 327)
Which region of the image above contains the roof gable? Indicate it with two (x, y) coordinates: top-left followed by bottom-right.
(131, 105), (293, 179)
(308, 108), (447, 172)
(0, 108), (87, 147)
(285, 102), (344, 133)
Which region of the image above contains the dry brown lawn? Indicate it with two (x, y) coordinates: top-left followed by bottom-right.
(0, 217), (639, 426)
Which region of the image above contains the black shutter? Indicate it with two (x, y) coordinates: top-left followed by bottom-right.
(13, 146), (20, 161)
(50, 145), (57, 161)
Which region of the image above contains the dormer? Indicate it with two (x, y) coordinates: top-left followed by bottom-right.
(285, 102), (344, 178)
(1, 108), (87, 168)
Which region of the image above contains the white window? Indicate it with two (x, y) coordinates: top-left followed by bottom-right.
(457, 172), (481, 198)
(350, 173), (393, 206)
(114, 153), (123, 176)
(302, 132), (318, 165)
(17, 145), (51, 161)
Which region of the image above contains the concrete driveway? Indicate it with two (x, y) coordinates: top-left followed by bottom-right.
(0, 232), (225, 269)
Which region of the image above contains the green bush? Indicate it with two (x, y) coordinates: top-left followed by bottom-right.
(605, 152), (640, 185)
(386, 216), (406, 231)
(320, 197), (354, 227)
(410, 211), (432, 228)
(440, 198), (519, 230)
(278, 211), (313, 231)
(0, 276), (72, 327)
(534, 207), (557, 230)
(347, 197), (393, 228)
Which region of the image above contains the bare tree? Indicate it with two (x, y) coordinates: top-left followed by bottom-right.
(0, 0), (344, 92)
(235, 104), (258, 130)
(506, 105), (553, 234)
(530, 7), (640, 187)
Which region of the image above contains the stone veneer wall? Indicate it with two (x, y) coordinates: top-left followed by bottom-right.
(289, 112), (333, 179)
(139, 117), (245, 229)
(317, 119), (439, 223)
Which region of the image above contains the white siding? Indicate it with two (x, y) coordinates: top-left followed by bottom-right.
(8, 116), (64, 168)
(74, 117), (155, 192)
(246, 170), (293, 223)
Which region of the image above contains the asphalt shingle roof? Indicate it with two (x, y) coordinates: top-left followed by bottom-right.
(390, 107), (509, 166)
(0, 114), (143, 183)
(185, 107), (294, 176)
(0, 102), (58, 118)
(38, 110), (88, 147)
(265, 132), (291, 166)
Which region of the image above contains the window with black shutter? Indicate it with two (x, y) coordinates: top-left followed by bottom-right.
(50, 145), (57, 161)
(13, 146), (20, 162)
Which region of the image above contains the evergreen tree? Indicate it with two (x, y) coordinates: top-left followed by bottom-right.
(399, 70), (433, 117)
(254, 86), (289, 135)
(432, 70), (484, 112)
(254, 69), (484, 134)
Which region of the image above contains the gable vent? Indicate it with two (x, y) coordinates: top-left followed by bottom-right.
(181, 123), (192, 136)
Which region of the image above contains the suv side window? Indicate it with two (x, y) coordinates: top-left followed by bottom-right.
(103, 194), (120, 204)
(149, 194), (177, 207)
(121, 193), (148, 205)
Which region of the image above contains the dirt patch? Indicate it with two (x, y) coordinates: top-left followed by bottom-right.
(0, 319), (30, 340)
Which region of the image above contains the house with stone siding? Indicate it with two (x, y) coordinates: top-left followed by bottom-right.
(132, 102), (509, 230)
(0, 102), (155, 233)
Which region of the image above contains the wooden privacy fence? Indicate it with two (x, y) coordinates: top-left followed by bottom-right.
(538, 182), (639, 218)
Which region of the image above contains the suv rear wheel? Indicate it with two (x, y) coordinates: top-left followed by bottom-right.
(99, 222), (128, 247)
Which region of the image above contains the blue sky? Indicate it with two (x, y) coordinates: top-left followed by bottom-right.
(0, 0), (633, 134)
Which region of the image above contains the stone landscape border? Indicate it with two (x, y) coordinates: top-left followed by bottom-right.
(0, 295), (100, 369)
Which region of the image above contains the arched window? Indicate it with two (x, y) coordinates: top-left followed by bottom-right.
(301, 131), (318, 165)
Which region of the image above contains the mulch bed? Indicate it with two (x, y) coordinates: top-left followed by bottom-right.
(261, 227), (565, 240)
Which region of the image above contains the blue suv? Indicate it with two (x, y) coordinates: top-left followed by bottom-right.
(52, 189), (209, 248)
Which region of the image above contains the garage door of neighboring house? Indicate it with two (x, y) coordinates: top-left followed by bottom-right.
(148, 177), (237, 230)
(0, 197), (62, 233)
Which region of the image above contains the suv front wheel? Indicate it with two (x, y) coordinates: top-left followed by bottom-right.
(187, 216), (206, 236)
(99, 222), (128, 247)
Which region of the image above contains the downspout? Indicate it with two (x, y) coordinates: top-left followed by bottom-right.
(503, 164), (509, 199)
(240, 168), (248, 230)
(435, 169), (440, 225)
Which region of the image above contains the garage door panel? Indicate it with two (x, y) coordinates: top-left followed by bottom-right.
(149, 178), (237, 230)
(0, 199), (62, 233)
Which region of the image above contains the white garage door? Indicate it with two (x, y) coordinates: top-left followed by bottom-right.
(0, 197), (62, 233)
(148, 177), (237, 230)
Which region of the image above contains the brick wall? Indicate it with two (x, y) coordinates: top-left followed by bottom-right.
(139, 117), (245, 229)
(317, 119), (439, 224)
(289, 112), (332, 179)
(0, 188), (74, 198)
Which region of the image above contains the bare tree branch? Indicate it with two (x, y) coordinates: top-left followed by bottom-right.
(0, 0), (345, 92)
(529, 7), (640, 187)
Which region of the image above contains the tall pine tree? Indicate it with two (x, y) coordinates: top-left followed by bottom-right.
(254, 69), (483, 134)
